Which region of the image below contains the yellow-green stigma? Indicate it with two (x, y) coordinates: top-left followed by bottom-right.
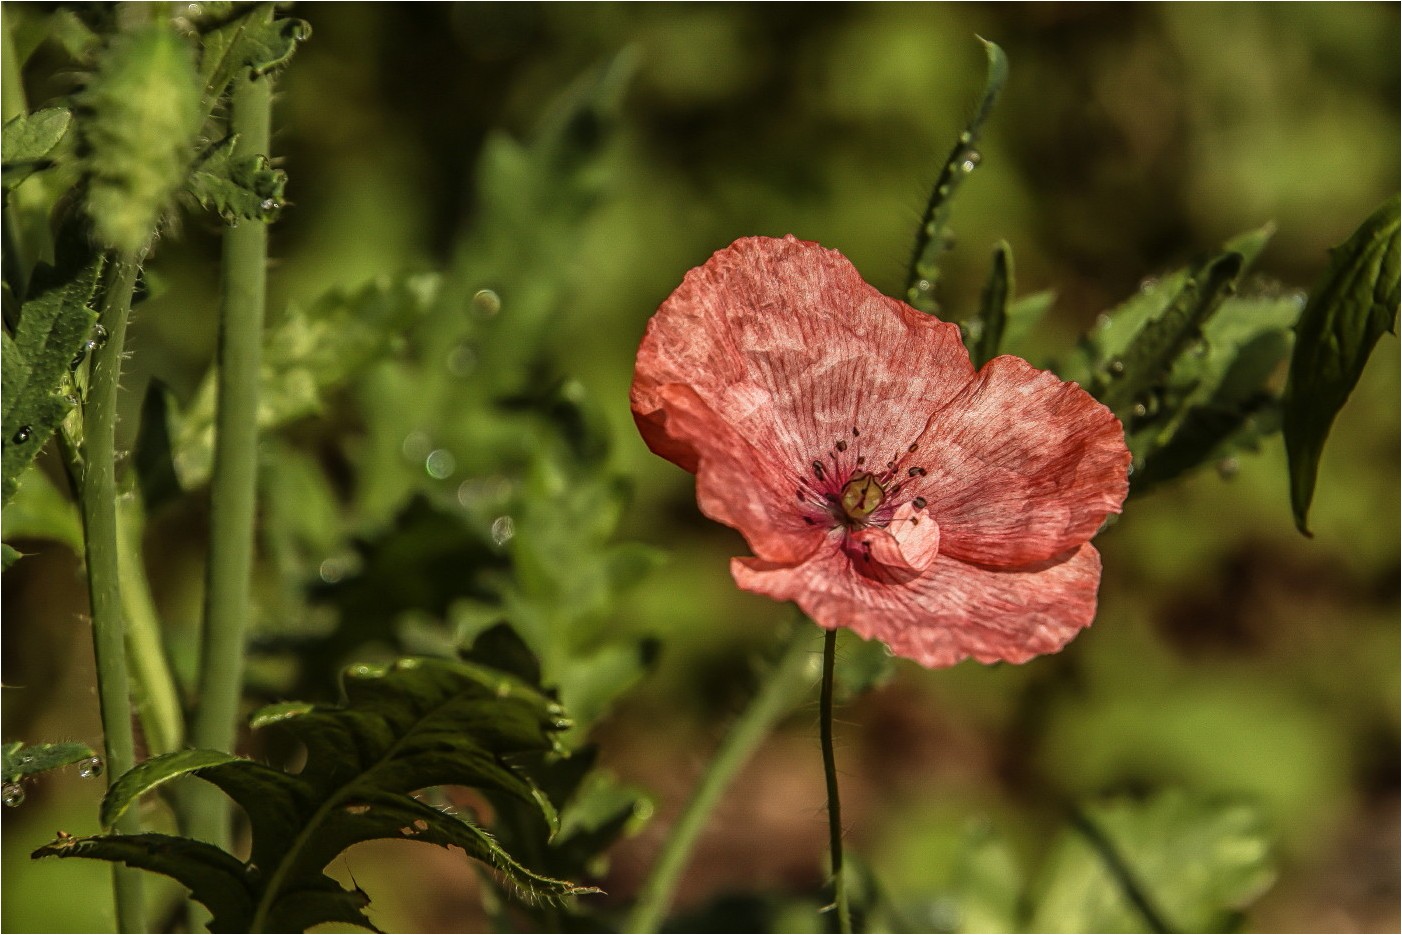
(840, 471), (885, 521)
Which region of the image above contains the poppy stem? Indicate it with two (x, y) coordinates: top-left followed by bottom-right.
(821, 627), (853, 934)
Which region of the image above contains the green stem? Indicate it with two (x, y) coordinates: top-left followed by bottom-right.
(117, 492), (185, 756)
(186, 68), (272, 848)
(821, 628), (852, 934)
(78, 256), (146, 934)
(626, 623), (819, 934)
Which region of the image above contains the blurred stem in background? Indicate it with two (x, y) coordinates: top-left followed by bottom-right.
(77, 256), (147, 934)
(184, 65), (273, 853)
(627, 621), (819, 933)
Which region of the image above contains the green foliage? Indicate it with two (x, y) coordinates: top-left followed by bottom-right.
(1057, 225), (1303, 495)
(192, 3), (312, 110)
(905, 38), (1007, 315)
(2, 740), (99, 785)
(78, 24), (202, 255)
(970, 240), (1013, 367)
(1, 254), (102, 505)
(1, 107), (73, 192)
(185, 135), (287, 223)
(35, 657), (596, 933)
(1026, 793), (1275, 933)
(1282, 195), (1400, 534)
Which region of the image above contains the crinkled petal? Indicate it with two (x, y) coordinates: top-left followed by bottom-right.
(732, 543), (1103, 668)
(908, 355), (1129, 566)
(846, 503), (940, 580)
(655, 384), (829, 565)
(631, 235), (974, 485)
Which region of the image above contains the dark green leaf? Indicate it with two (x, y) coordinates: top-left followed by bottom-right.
(970, 241), (1013, 366)
(99, 749), (242, 829)
(197, 6), (311, 106)
(37, 657), (595, 933)
(34, 833), (258, 932)
(1, 542), (21, 569)
(2, 255), (102, 505)
(905, 38), (1007, 314)
(186, 136), (287, 223)
(1091, 252), (1243, 418)
(132, 380), (182, 513)
(1, 107), (73, 191)
(1025, 791), (1275, 933)
(3, 740), (97, 784)
(1282, 195), (1400, 535)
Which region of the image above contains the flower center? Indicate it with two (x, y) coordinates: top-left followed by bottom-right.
(840, 471), (885, 521)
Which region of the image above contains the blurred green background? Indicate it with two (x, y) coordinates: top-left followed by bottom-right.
(3, 3), (1398, 931)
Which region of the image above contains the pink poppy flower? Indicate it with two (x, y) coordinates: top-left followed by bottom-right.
(631, 236), (1130, 668)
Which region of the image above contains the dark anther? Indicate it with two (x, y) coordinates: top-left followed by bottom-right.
(836, 439), (848, 452)
(887, 483), (903, 498)
(908, 466), (927, 477)
(886, 460), (895, 470)
(852, 427), (860, 436)
(803, 516), (816, 525)
(795, 490), (805, 502)
(913, 496), (927, 509)
(908, 443), (918, 453)
(856, 456), (865, 465)
(812, 460), (825, 480)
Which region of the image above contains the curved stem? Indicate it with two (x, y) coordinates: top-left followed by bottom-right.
(117, 491), (185, 756)
(186, 65), (272, 848)
(78, 256), (147, 933)
(626, 622), (818, 934)
(821, 628), (852, 934)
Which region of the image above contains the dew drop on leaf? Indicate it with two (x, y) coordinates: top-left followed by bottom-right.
(1108, 359), (1126, 376)
(491, 515), (515, 546)
(11, 426), (32, 444)
(1216, 457), (1240, 479)
(78, 756), (104, 779)
(401, 430), (433, 463)
(446, 343), (476, 377)
(3, 783), (24, 807)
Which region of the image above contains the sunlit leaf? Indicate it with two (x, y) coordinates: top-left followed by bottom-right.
(185, 135), (287, 223)
(3, 740), (97, 784)
(1026, 791), (1275, 933)
(1282, 195), (1400, 535)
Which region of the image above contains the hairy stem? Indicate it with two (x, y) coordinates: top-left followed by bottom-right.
(626, 623), (819, 934)
(821, 627), (852, 934)
(186, 68), (272, 848)
(78, 256), (146, 933)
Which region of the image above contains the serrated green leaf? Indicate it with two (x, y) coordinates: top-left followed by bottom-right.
(39, 657), (594, 932)
(175, 274), (441, 490)
(2, 256), (102, 505)
(186, 136), (286, 222)
(970, 241), (1013, 367)
(1092, 251), (1243, 418)
(1026, 791), (1275, 933)
(2, 740), (97, 784)
(905, 38), (1007, 314)
(1282, 195), (1400, 535)
(34, 833), (258, 932)
(1130, 294), (1302, 493)
(1, 107), (73, 191)
(196, 6), (311, 107)
(99, 748), (242, 829)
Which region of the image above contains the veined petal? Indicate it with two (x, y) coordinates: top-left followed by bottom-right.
(912, 356), (1129, 566)
(630, 235), (975, 483)
(654, 384), (830, 565)
(732, 543), (1102, 669)
(846, 502), (940, 579)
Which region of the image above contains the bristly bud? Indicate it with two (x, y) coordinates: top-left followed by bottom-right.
(79, 24), (202, 256)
